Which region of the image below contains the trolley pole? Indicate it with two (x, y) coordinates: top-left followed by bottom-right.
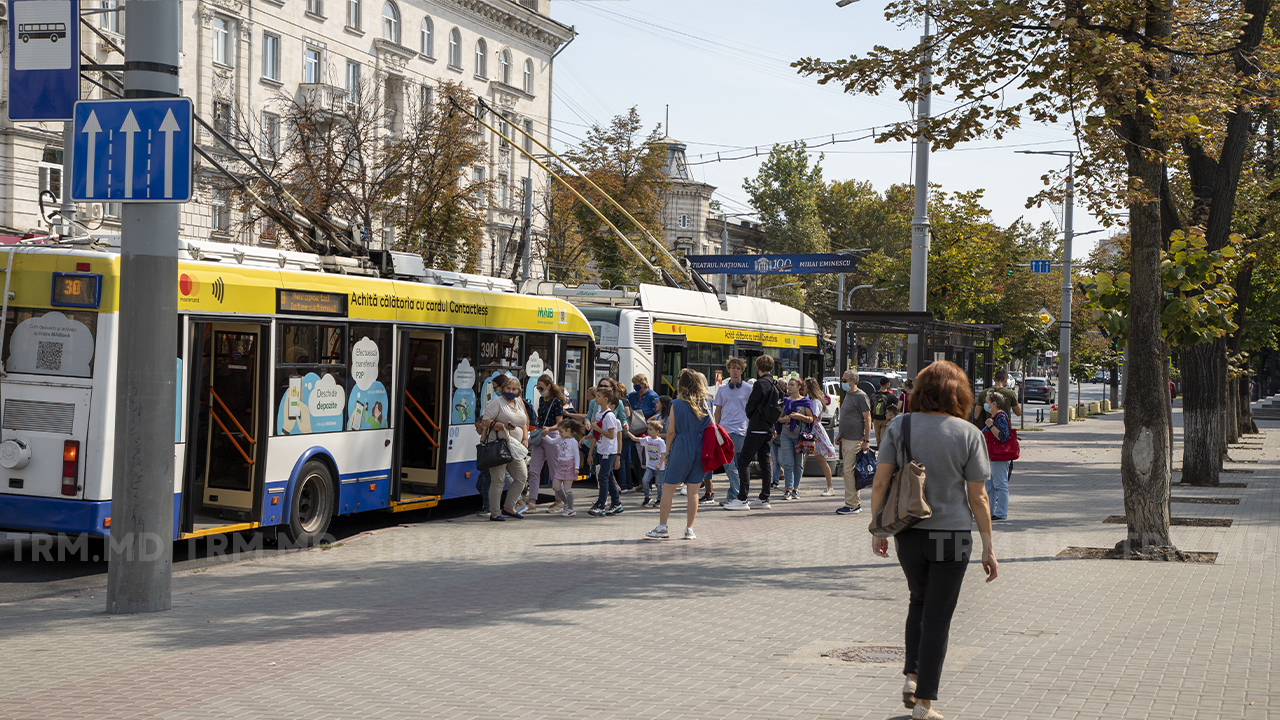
(105, 0), (181, 614)
(905, 11), (933, 378)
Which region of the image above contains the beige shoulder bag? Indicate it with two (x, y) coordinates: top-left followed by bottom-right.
(869, 414), (932, 538)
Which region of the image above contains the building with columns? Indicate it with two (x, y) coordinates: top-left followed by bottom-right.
(0, 0), (572, 275)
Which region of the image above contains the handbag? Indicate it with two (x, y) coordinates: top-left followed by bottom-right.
(629, 408), (648, 434)
(795, 423), (817, 456)
(985, 426), (1020, 461)
(869, 414), (932, 538)
(528, 428), (544, 447)
(476, 424), (515, 470)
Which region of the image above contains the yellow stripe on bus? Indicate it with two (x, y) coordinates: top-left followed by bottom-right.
(650, 321), (818, 349)
(179, 521), (260, 539)
(390, 497), (440, 512)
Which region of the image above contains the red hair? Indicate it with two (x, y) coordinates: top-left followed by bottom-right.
(911, 361), (973, 419)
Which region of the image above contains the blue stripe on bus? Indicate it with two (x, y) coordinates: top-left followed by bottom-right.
(337, 472), (391, 515)
(0, 494), (112, 537)
(441, 461), (482, 500)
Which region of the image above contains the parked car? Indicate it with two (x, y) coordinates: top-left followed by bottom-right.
(1020, 376), (1056, 404)
(857, 371), (902, 396)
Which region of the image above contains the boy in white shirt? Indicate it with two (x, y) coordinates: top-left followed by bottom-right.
(625, 419), (667, 507)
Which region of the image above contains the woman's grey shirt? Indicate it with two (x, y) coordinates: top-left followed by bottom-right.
(878, 413), (991, 530)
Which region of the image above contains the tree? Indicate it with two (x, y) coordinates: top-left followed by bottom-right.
(550, 108), (669, 289)
(796, 0), (1277, 554)
(743, 143), (833, 323)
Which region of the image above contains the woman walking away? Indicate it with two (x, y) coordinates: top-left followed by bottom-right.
(646, 370), (711, 540)
(478, 375), (530, 522)
(981, 391), (1011, 522)
(625, 419), (667, 507)
(869, 361), (998, 719)
(542, 417), (585, 516)
(528, 377), (566, 513)
(805, 377), (837, 496)
(777, 378), (814, 500)
(588, 387), (623, 517)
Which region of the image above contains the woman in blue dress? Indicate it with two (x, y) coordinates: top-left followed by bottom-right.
(646, 369), (711, 540)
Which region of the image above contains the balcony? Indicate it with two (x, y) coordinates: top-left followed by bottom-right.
(297, 82), (349, 113)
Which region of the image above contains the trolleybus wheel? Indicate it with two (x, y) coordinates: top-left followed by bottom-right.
(285, 460), (334, 547)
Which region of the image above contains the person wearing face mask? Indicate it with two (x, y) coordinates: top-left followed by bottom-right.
(981, 391), (1012, 521)
(836, 369), (872, 516)
(478, 376), (530, 521)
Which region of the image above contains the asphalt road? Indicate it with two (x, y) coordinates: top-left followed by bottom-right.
(0, 497), (482, 605)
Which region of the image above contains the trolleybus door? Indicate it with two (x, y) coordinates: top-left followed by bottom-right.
(558, 337), (592, 413)
(396, 330), (446, 499)
(655, 342), (686, 397)
(802, 351), (824, 381)
(185, 322), (266, 528)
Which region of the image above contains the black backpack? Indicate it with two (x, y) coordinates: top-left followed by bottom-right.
(758, 379), (784, 425)
(871, 391), (891, 420)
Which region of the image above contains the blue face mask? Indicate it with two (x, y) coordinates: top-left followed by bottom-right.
(633, 384), (643, 393)
(841, 382), (851, 392)
(502, 391), (518, 401)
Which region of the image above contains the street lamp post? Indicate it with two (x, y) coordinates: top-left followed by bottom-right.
(1019, 149), (1076, 424)
(838, 0), (932, 377)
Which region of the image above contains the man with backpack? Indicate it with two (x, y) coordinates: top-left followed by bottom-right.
(728, 355), (782, 510)
(871, 377), (903, 447)
(836, 370), (872, 516)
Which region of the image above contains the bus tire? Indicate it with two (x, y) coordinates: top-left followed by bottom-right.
(21, 35), (29, 43)
(284, 460), (334, 547)
(50, 34), (58, 42)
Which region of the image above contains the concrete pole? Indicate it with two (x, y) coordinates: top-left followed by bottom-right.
(521, 155), (533, 282)
(720, 215), (729, 296)
(905, 12), (933, 378)
(105, 0), (181, 614)
(836, 272), (845, 373)
(59, 123), (78, 238)
(1056, 160), (1074, 424)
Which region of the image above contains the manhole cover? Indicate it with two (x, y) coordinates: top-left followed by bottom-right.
(828, 645), (906, 663)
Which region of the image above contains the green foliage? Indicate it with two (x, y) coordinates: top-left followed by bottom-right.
(1083, 229), (1239, 348)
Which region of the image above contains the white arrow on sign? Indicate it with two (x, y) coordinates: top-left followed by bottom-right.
(81, 111), (102, 197)
(120, 110), (140, 199)
(159, 109), (180, 199)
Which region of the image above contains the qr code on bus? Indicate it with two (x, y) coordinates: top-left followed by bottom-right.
(36, 341), (63, 372)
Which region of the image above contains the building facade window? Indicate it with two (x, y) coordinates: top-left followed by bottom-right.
(472, 166), (485, 203)
(262, 112), (281, 158)
(211, 16), (233, 67)
(346, 0), (361, 29)
(345, 60), (361, 104)
(212, 100), (232, 136)
(448, 28), (461, 68)
(498, 173), (509, 208)
(212, 189), (231, 232)
(498, 116), (509, 148)
(523, 59), (534, 94)
(419, 84), (433, 117)
(474, 39), (487, 77)
(304, 46), (322, 83)
(100, 0), (123, 34)
(381, 1), (400, 44)
(499, 50), (511, 85)
(307, 0), (323, 16)
(262, 32), (281, 81)
(420, 17), (433, 56)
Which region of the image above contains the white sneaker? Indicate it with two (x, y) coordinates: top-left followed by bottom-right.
(683, 527), (696, 540)
(753, 500), (771, 509)
(645, 525), (669, 539)
(560, 508), (576, 517)
(722, 498), (751, 511)
(679, 486), (687, 495)
(545, 502), (564, 513)
(821, 487), (834, 496)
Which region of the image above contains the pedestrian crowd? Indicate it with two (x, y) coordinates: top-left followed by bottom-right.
(471, 354), (1013, 720)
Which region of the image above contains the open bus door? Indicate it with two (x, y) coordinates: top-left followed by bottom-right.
(395, 330), (447, 501)
(558, 336), (592, 414)
(182, 321), (269, 535)
(802, 350), (824, 381)
(655, 341), (686, 397)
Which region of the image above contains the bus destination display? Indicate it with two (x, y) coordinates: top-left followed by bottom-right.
(278, 289), (348, 317)
(51, 273), (101, 308)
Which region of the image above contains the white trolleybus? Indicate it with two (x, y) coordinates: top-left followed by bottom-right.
(0, 240), (596, 545)
(528, 282), (825, 394)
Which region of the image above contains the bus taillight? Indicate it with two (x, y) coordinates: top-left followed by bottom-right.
(62, 440), (80, 496)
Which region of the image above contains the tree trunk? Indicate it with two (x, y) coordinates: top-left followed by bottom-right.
(1224, 371), (1239, 445)
(1117, 132), (1174, 550)
(1180, 340), (1223, 485)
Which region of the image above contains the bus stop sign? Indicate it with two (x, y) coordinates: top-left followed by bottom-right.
(6, 0), (80, 121)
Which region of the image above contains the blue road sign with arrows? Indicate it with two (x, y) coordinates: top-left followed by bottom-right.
(70, 98), (194, 203)
(1030, 260), (1052, 274)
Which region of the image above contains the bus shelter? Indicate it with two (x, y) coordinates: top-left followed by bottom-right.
(831, 311), (1001, 390)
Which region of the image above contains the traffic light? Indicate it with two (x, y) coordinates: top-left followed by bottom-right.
(1005, 263), (1015, 276)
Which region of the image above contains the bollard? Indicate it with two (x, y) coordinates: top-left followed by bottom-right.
(1089, 401), (1101, 414)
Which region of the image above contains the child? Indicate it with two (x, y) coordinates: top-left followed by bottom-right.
(588, 388), (623, 516)
(542, 418), (585, 516)
(625, 419), (667, 507)
(885, 403), (900, 423)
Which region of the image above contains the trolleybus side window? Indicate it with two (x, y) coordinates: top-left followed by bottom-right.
(2, 307), (97, 378)
(346, 324), (392, 431)
(449, 329), (478, 425)
(477, 331), (521, 408)
(522, 332), (553, 398)
(275, 323), (349, 435)
(776, 348), (801, 377)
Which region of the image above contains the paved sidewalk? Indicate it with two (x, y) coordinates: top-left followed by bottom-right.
(2, 409), (1277, 720)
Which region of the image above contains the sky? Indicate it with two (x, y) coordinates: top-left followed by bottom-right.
(547, 0), (1109, 260)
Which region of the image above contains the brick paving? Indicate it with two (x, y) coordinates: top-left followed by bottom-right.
(2, 408), (1278, 720)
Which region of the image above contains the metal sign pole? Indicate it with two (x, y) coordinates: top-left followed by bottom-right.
(105, 0), (181, 614)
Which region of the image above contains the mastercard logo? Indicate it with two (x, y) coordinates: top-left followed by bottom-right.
(180, 273), (200, 297)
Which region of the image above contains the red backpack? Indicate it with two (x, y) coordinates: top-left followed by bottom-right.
(702, 422), (736, 472)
